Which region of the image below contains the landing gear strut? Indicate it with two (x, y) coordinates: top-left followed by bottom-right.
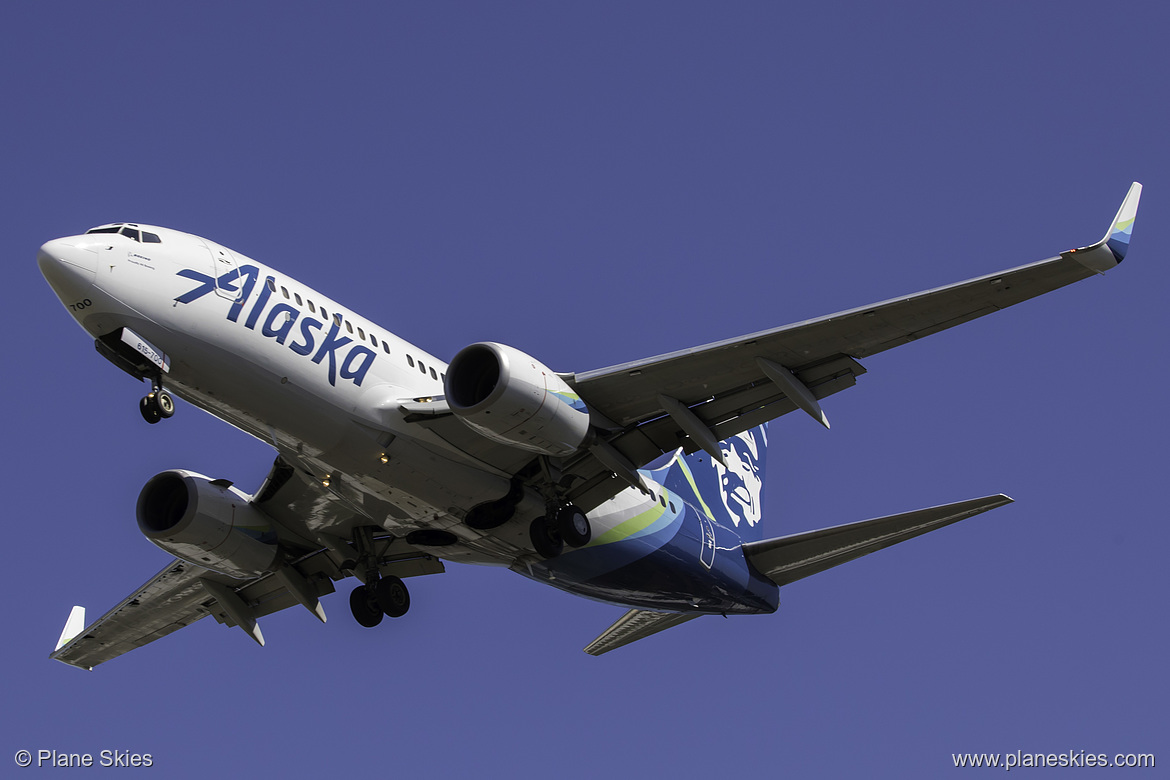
(345, 527), (411, 627)
(139, 377), (175, 425)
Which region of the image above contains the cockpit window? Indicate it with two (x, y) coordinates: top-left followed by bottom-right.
(83, 224), (161, 243)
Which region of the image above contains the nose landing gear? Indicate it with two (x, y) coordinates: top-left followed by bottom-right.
(139, 381), (175, 425)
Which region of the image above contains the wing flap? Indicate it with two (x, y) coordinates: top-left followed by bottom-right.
(584, 609), (702, 656)
(742, 494), (1014, 587)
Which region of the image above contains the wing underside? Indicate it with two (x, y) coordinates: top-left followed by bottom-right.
(50, 456), (446, 670)
(558, 183), (1140, 510)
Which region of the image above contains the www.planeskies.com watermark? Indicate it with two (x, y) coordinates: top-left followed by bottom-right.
(952, 750), (1154, 770)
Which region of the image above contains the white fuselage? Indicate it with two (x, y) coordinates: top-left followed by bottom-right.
(40, 225), (543, 563)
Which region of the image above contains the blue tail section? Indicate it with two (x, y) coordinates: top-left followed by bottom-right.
(655, 423), (770, 543)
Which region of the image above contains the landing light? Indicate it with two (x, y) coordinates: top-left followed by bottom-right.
(322, 476), (332, 488)
(379, 454), (389, 464)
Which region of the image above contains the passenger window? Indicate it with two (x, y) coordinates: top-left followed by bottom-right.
(382, 343), (390, 354)
(346, 321), (353, 334)
(358, 327), (365, 339)
(266, 278), (276, 292)
(143, 232), (161, 243)
(333, 313), (341, 327)
(407, 355), (415, 368)
(370, 334), (377, 347)
(418, 361), (427, 374)
(429, 367), (437, 380)
(660, 495), (666, 507)
(294, 293), (302, 306)
(308, 301), (316, 314)
(669, 502), (676, 512)
(281, 286), (290, 299)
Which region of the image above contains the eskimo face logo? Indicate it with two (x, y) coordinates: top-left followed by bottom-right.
(714, 430), (763, 527)
(176, 264), (376, 388)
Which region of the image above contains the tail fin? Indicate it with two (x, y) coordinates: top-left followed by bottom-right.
(653, 423), (770, 542)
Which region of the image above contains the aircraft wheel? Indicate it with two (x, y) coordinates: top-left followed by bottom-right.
(529, 517), (563, 559)
(349, 585), (383, 627)
(139, 396), (161, 424)
(374, 575), (410, 618)
(156, 390), (175, 418)
(557, 504), (591, 548)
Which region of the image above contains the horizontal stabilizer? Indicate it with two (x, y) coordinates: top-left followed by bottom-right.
(584, 609), (701, 656)
(743, 494), (1013, 587)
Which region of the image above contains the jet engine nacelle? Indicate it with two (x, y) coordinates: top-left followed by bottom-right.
(445, 342), (591, 457)
(136, 470), (278, 579)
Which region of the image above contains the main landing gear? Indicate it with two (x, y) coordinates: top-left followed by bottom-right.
(344, 526), (411, 628)
(349, 576), (410, 627)
(529, 503), (591, 559)
(139, 378), (175, 425)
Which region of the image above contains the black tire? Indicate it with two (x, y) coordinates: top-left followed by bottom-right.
(349, 585), (383, 627)
(139, 396), (161, 424)
(529, 516), (564, 559)
(156, 390), (175, 418)
(557, 504), (591, 548)
(374, 576), (410, 618)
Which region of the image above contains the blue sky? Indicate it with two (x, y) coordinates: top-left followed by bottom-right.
(4, 2), (1166, 776)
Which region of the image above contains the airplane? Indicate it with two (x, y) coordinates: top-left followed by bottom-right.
(41, 183), (1141, 669)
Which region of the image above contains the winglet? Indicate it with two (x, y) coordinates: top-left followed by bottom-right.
(1066, 182), (1142, 272)
(54, 606), (86, 652)
(1103, 181), (1142, 262)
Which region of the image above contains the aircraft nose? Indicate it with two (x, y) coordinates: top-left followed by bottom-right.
(38, 237), (97, 280)
(38, 237), (100, 309)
